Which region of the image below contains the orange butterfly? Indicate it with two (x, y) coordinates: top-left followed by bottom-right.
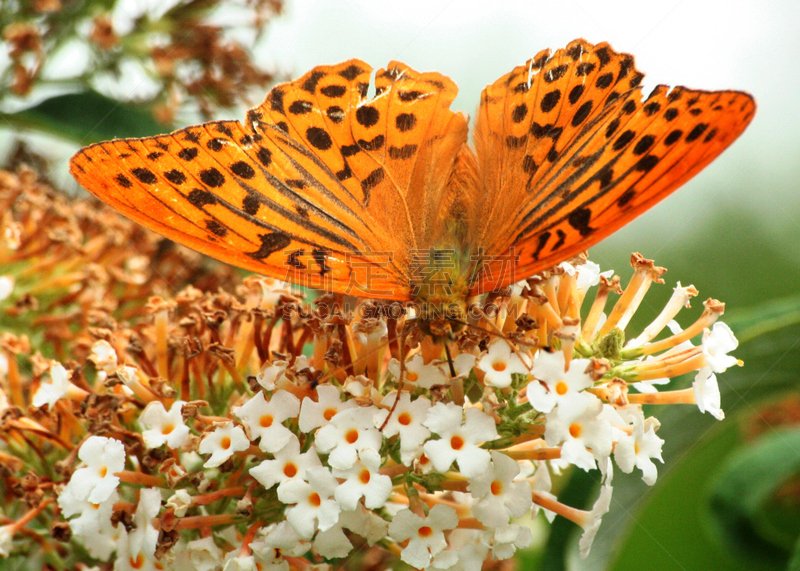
(70, 39), (755, 330)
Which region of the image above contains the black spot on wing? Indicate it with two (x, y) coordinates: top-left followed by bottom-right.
(199, 168), (225, 188)
(205, 220), (227, 237)
(301, 70), (326, 93)
(248, 232), (292, 260)
(338, 64), (364, 81)
(188, 188), (217, 207)
(306, 127), (333, 151)
(132, 168), (157, 184)
(231, 161), (256, 179)
(540, 90), (561, 113)
(164, 169), (186, 185)
(115, 174), (133, 188)
(321, 84), (347, 98)
(178, 147), (198, 161)
(361, 167), (384, 205)
(567, 207), (593, 237)
(356, 106), (380, 128)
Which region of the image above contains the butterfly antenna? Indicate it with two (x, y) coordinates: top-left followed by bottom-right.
(445, 317), (514, 342)
(379, 325), (411, 432)
(443, 342), (457, 378)
(313, 321), (419, 387)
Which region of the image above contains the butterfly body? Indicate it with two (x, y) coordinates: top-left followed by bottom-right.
(70, 39), (755, 325)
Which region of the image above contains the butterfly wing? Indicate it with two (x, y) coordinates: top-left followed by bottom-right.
(70, 60), (467, 300)
(468, 39), (755, 293)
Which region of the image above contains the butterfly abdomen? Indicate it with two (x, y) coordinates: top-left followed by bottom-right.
(408, 246), (473, 336)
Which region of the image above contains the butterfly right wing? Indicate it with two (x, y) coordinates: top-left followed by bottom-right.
(70, 60), (467, 300)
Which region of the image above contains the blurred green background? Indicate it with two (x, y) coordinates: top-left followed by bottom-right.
(2, 1), (798, 569)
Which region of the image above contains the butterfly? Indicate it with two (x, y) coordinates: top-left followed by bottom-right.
(70, 39), (755, 332)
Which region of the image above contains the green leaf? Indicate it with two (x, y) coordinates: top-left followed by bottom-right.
(3, 90), (168, 145)
(724, 294), (800, 344)
(707, 428), (800, 565)
(787, 535), (800, 571)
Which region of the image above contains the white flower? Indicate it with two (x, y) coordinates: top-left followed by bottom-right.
(435, 529), (489, 571)
(484, 523), (532, 560)
(89, 340), (118, 374)
(255, 361), (288, 391)
(694, 367), (724, 420)
(388, 504), (458, 569)
(57, 488), (119, 560)
(235, 390), (300, 453)
(198, 422), (250, 468)
(388, 353), (448, 389)
(374, 392), (431, 465)
(469, 451), (533, 527)
(314, 507), (388, 559)
(423, 403), (498, 478)
(614, 411), (664, 485)
(32, 362), (81, 410)
(315, 406), (382, 470)
(249, 434), (321, 493)
(0, 525), (13, 558)
(545, 397), (612, 472)
(250, 521), (309, 568)
(68, 436), (126, 503)
(139, 400), (190, 449)
(167, 489), (193, 517)
(115, 526), (158, 571)
(0, 276), (14, 301)
(436, 352), (477, 380)
(128, 488), (161, 559)
(185, 536), (224, 571)
(702, 322), (739, 373)
(579, 471), (614, 558)
(477, 339), (530, 388)
(528, 350), (594, 416)
(561, 260), (613, 294)
(222, 555), (257, 571)
(278, 466), (341, 539)
(298, 384), (356, 432)
(332, 448), (392, 510)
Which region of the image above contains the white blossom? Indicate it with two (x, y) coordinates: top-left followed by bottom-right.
(298, 384), (356, 432)
(139, 400), (190, 449)
(388, 504), (458, 569)
(477, 339), (530, 388)
(198, 422), (250, 468)
(374, 392), (431, 465)
(423, 403), (498, 478)
(68, 436), (126, 503)
(694, 367), (724, 420)
(235, 390), (300, 453)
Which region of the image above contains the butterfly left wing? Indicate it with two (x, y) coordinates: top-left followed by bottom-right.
(468, 39), (755, 293)
(70, 59), (467, 301)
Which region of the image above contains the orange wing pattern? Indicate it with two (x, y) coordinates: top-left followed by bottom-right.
(469, 39), (755, 294)
(70, 60), (466, 300)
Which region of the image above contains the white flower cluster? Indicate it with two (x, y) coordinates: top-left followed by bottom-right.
(53, 258), (740, 570)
